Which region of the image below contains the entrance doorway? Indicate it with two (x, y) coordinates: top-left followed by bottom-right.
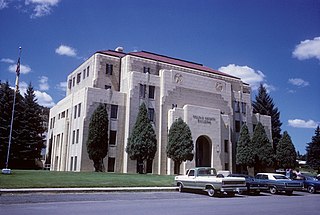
(196, 136), (212, 167)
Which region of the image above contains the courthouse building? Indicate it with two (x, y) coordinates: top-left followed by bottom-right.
(46, 47), (271, 175)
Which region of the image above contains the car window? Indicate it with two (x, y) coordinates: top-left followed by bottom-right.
(188, 170), (195, 176)
(262, 175), (268, 180)
(273, 175), (288, 180)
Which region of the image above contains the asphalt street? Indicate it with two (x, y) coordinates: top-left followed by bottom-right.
(1, 191), (319, 215)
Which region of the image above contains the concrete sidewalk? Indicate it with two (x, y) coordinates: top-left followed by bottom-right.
(0, 187), (177, 194)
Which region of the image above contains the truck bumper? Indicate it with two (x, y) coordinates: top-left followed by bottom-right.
(220, 187), (247, 193)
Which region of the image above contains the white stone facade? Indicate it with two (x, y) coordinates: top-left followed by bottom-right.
(46, 49), (271, 175)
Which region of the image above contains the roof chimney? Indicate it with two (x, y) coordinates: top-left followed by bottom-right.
(115, 47), (124, 52)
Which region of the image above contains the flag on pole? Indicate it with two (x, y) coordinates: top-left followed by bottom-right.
(16, 57), (20, 76)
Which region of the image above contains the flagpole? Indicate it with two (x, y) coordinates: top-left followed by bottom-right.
(2, 47), (22, 175)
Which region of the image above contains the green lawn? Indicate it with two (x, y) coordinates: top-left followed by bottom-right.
(0, 170), (175, 189)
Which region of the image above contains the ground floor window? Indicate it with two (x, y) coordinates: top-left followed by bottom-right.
(108, 157), (115, 172)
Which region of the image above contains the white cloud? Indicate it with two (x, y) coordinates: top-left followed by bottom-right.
(288, 119), (319, 129)
(8, 63), (31, 74)
(292, 37), (320, 61)
(55, 45), (77, 57)
(34, 90), (55, 107)
(38, 76), (49, 91)
(219, 64), (270, 91)
(1, 58), (15, 63)
(25, 0), (60, 18)
(0, 0), (8, 10)
(288, 78), (309, 87)
(56, 81), (67, 91)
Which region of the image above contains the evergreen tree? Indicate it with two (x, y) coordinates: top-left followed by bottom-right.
(253, 84), (282, 146)
(126, 103), (157, 173)
(18, 83), (45, 168)
(86, 104), (109, 172)
(306, 126), (320, 172)
(251, 122), (275, 173)
(236, 124), (254, 170)
(0, 81), (24, 168)
(276, 131), (297, 169)
(167, 118), (194, 174)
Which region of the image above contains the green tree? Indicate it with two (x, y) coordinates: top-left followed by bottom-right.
(236, 124), (254, 171)
(306, 126), (320, 172)
(276, 131), (297, 169)
(253, 84), (282, 147)
(86, 104), (109, 172)
(251, 122), (275, 173)
(167, 118), (194, 174)
(0, 81), (25, 168)
(126, 103), (157, 173)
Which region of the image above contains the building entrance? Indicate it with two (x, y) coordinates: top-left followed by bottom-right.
(195, 135), (212, 167)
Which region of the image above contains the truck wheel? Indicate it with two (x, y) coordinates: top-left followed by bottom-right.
(178, 183), (184, 192)
(207, 187), (215, 197)
(269, 187), (277, 195)
(307, 186), (315, 194)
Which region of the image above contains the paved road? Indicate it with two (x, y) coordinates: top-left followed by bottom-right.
(1, 191), (319, 215)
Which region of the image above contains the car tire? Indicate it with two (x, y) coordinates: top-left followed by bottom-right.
(269, 187), (277, 195)
(307, 186), (315, 194)
(178, 183), (184, 192)
(207, 187), (215, 197)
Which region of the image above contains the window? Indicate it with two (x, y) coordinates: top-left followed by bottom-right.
(72, 130), (75, 144)
(224, 140), (229, 153)
(74, 105), (77, 119)
(105, 85), (111, 90)
(241, 102), (246, 114)
(148, 108), (155, 122)
(225, 163), (229, 171)
(234, 101), (240, 113)
(235, 120), (241, 132)
(87, 66), (90, 77)
(110, 130), (117, 145)
(68, 79), (72, 89)
(83, 69), (86, 79)
(76, 129), (79, 144)
(106, 63), (113, 75)
(70, 157), (73, 171)
(78, 103), (81, 118)
(149, 86), (155, 99)
(139, 84), (146, 98)
(77, 73), (81, 84)
(143, 67), (150, 73)
(74, 156), (77, 171)
(111, 105), (118, 119)
(188, 170), (195, 176)
(108, 157), (115, 172)
(72, 77), (75, 87)
(61, 111), (65, 118)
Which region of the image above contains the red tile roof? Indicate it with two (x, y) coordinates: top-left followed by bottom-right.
(97, 50), (239, 79)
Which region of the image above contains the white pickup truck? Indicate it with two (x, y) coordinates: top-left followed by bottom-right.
(174, 167), (247, 197)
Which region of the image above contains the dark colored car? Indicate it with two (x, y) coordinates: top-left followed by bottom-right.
(299, 176), (320, 194)
(255, 173), (303, 195)
(228, 174), (268, 194)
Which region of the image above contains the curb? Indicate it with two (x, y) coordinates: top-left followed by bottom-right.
(0, 187), (178, 194)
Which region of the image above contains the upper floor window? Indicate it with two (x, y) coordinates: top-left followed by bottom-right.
(109, 130), (117, 145)
(111, 105), (118, 119)
(234, 101), (240, 113)
(224, 140), (229, 153)
(235, 120), (241, 132)
(106, 64), (113, 75)
(77, 73), (81, 84)
(68, 79), (72, 89)
(78, 103), (81, 117)
(74, 105), (77, 119)
(83, 69), (86, 79)
(87, 66), (90, 77)
(105, 85), (111, 90)
(139, 84), (146, 98)
(148, 108), (155, 122)
(149, 86), (155, 99)
(143, 67), (150, 73)
(72, 77), (75, 87)
(241, 102), (246, 114)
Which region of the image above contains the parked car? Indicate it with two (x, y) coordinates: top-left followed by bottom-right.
(298, 176), (320, 194)
(174, 167), (247, 197)
(228, 174), (268, 194)
(255, 173), (303, 195)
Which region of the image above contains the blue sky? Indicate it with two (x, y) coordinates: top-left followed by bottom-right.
(0, 0), (319, 154)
